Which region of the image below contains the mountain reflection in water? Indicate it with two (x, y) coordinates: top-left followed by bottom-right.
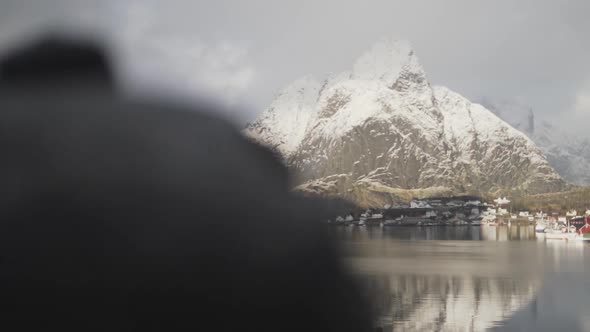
(332, 226), (590, 331)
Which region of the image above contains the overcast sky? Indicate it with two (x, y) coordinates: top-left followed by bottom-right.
(1, 0), (590, 129)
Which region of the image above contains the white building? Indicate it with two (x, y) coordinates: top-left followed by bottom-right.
(494, 197), (511, 205)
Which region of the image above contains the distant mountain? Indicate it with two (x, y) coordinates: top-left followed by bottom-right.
(482, 100), (590, 186)
(245, 39), (566, 207)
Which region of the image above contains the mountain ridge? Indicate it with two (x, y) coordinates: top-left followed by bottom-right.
(481, 99), (590, 186)
(245, 39), (566, 207)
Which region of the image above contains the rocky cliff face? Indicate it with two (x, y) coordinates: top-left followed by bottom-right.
(245, 39), (566, 207)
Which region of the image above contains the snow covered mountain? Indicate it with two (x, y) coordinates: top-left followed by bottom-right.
(482, 100), (590, 186)
(245, 39), (566, 207)
(244, 76), (321, 157)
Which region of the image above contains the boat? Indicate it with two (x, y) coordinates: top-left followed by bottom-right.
(534, 211), (548, 232)
(544, 228), (590, 241)
(333, 216), (347, 226)
(543, 215), (590, 242)
(353, 219), (366, 227)
(535, 221), (546, 233)
(368, 213), (384, 220)
(382, 219), (394, 227)
(544, 230), (578, 241)
(571, 215), (590, 241)
(382, 218), (402, 227)
(401, 216), (431, 226)
(576, 222), (590, 241)
(568, 216), (586, 229)
(455, 219), (469, 226)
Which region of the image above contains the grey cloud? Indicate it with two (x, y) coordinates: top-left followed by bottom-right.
(1, 0), (590, 129)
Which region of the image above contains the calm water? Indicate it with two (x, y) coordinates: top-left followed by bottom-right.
(333, 225), (590, 331)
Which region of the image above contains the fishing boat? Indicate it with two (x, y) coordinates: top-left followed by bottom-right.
(577, 222), (590, 241)
(544, 229), (590, 241)
(544, 228), (577, 240)
(571, 215), (590, 241)
(544, 215), (590, 242)
(569, 216), (586, 229)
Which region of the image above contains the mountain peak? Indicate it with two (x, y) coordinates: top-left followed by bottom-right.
(274, 75), (319, 98)
(245, 39), (566, 206)
(351, 38), (427, 90)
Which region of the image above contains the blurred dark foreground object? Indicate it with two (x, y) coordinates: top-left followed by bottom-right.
(0, 37), (371, 331)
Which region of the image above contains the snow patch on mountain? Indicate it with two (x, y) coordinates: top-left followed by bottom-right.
(352, 39), (425, 90)
(244, 76), (320, 156)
